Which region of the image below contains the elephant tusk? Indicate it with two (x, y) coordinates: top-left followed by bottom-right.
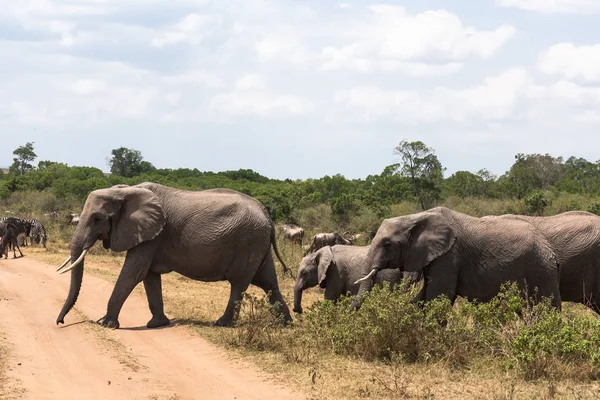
(58, 249), (89, 275)
(56, 256), (72, 272)
(354, 269), (378, 285)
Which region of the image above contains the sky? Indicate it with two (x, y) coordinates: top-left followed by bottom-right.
(1, 0), (600, 180)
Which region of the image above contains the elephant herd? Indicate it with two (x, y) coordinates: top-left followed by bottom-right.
(53, 182), (600, 332)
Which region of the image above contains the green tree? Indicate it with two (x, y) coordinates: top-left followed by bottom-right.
(394, 140), (445, 210)
(107, 147), (155, 178)
(9, 142), (37, 176)
(505, 153), (565, 199)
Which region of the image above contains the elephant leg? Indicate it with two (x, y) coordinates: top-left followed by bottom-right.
(215, 283), (249, 327)
(251, 254), (292, 325)
(424, 270), (458, 305)
(98, 245), (154, 329)
(143, 270), (170, 328)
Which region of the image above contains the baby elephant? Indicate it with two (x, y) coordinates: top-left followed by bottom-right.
(293, 245), (406, 314)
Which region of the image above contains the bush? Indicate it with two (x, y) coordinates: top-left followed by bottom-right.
(227, 282), (600, 382)
(525, 191), (550, 215)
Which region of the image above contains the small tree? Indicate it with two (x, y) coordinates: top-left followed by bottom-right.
(107, 147), (155, 178)
(394, 139), (445, 210)
(9, 142), (37, 176)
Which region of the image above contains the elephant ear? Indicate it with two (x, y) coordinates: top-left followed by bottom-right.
(317, 246), (334, 288)
(110, 187), (166, 253)
(405, 210), (455, 272)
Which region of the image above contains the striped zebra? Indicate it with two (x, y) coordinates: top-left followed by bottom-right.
(0, 217), (47, 248)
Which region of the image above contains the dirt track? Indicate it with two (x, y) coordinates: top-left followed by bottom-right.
(0, 256), (304, 400)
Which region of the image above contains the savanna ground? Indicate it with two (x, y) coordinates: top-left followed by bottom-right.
(2, 215), (600, 400)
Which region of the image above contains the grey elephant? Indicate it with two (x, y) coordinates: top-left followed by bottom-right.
(304, 231), (352, 255)
(293, 245), (408, 314)
(484, 211), (600, 313)
(55, 182), (292, 329)
(354, 207), (562, 310)
(280, 224), (304, 245)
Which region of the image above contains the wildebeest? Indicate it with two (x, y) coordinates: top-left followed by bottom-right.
(279, 224), (305, 245)
(304, 231), (352, 255)
(0, 221), (24, 259)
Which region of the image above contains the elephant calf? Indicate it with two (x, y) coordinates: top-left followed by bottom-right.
(293, 245), (405, 314)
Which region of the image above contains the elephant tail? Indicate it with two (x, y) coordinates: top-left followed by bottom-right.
(271, 223), (292, 278)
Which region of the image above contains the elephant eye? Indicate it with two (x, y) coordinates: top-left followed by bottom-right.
(382, 240), (392, 247)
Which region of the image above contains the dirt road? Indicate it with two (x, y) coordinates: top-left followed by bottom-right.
(0, 256), (304, 400)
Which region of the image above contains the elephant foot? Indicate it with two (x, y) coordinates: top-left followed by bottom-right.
(214, 316), (234, 327)
(97, 315), (120, 329)
(147, 314), (170, 328)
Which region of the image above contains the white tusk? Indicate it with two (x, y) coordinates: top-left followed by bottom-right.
(354, 269), (378, 285)
(58, 249), (89, 275)
(56, 256), (72, 272)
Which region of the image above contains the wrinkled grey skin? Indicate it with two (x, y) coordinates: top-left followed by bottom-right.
(293, 245), (408, 314)
(353, 207), (562, 310)
(280, 224), (304, 245)
(304, 232), (352, 255)
(484, 211), (600, 313)
(57, 182), (292, 329)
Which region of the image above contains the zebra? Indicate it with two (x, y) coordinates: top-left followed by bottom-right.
(0, 217), (48, 248)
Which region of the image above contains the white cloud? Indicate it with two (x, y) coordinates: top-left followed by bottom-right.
(320, 6), (516, 75)
(333, 68), (531, 123)
(209, 92), (313, 117)
(254, 35), (311, 66)
(497, 0), (600, 14)
(235, 74), (266, 91)
(538, 43), (600, 82)
(151, 13), (221, 47)
(69, 79), (107, 95)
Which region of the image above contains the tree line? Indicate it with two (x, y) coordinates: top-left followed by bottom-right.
(2, 141), (600, 226)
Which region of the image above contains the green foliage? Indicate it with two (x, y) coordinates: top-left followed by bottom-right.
(524, 190), (550, 216)
(107, 147), (156, 178)
(9, 142), (37, 176)
(394, 139), (445, 210)
(229, 282), (600, 382)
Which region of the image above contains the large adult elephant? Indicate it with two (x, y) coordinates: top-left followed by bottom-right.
(304, 231), (352, 255)
(354, 207), (561, 309)
(484, 211), (600, 313)
(55, 182), (292, 329)
(293, 245), (407, 314)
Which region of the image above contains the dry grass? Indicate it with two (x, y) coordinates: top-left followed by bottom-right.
(27, 242), (600, 400)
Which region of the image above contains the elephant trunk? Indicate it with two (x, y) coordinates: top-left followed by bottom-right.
(56, 239), (86, 325)
(293, 285), (303, 314)
(350, 274), (375, 311)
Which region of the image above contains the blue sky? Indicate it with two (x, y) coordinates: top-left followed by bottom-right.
(1, 0), (600, 180)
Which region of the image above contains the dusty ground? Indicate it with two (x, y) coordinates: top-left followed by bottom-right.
(2, 245), (600, 399)
(0, 255), (304, 400)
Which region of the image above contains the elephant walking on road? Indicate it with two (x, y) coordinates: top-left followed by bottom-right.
(354, 207), (562, 310)
(485, 211), (600, 314)
(56, 182), (292, 329)
(304, 232), (352, 255)
(293, 245), (407, 314)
